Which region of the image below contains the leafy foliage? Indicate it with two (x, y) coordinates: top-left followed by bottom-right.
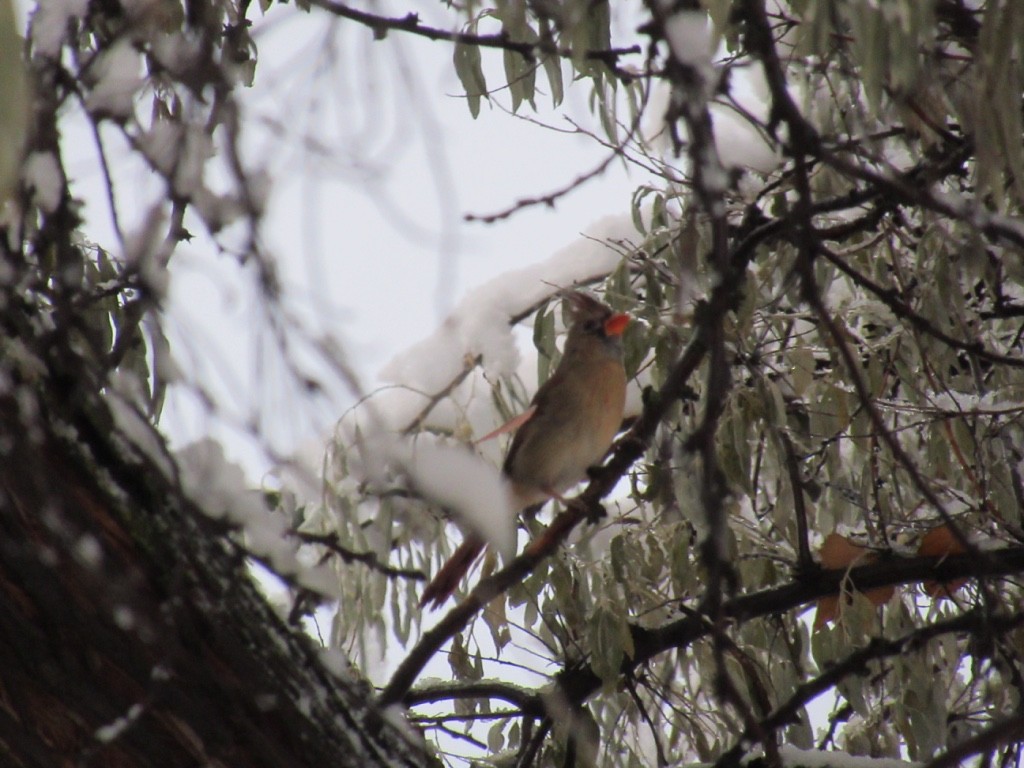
(5, 0), (1024, 766)
(315, 1), (1024, 766)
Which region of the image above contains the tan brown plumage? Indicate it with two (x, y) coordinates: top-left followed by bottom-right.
(420, 291), (628, 609)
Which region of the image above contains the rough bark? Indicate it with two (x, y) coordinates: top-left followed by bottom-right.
(0, 376), (432, 768)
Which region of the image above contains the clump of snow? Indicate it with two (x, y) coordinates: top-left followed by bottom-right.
(123, 206), (171, 298)
(778, 746), (920, 768)
(23, 152), (63, 213)
(105, 369), (174, 478)
(643, 80), (779, 174)
(85, 40), (143, 118)
(150, 33), (203, 76)
(176, 439), (264, 522)
(403, 439), (516, 560)
(347, 430), (516, 560)
(94, 702), (144, 743)
(172, 126), (214, 197)
(112, 605), (135, 630)
(74, 533), (102, 567)
(380, 213), (636, 395)
(176, 438), (341, 598)
(30, 0), (90, 57)
(665, 11), (712, 67)
(381, 703), (425, 749)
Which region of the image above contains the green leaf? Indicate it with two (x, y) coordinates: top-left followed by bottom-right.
(533, 301), (557, 384)
(570, 0), (610, 83)
(541, 53), (563, 108)
(503, 44), (537, 112)
(588, 605), (626, 688)
(487, 721), (506, 753)
(453, 41), (487, 119)
(482, 595), (512, 651)
(610, 535), (627, 584)
(449, 632), (475, 680)
(0, 0), (28, 204)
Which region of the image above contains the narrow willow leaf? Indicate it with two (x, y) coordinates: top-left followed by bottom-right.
(502, 27), (538, 113)
(487, 721), (505, 753)
(503, 48), (524, 114)
(454, 41), (487, 118)
(543, 55), (563, 108)
(568, 0), (609, 83)
(0, 0), (28, 203)
(588, 605), (625, 687)
(610, 535), (627, 583)
(482, 595), (512, 651)
(533, 301), (556, 384)
(539, 15), (564, 112)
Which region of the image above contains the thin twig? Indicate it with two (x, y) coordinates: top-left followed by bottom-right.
(923, 713), (1024, 768)
(401, 355), (481, 436)
(780, 432), (814, 572)
(465, 79), (651, 224)
(295, 531), (426, 580)
(717, 611), (1024, 767)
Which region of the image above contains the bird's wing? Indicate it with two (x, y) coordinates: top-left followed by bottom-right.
(500, 365), (573, 476)
(474, 404), (538, 445)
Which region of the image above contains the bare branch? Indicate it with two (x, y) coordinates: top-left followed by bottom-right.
(295, 531), (427, 580)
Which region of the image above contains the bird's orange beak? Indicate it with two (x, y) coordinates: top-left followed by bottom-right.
(603, 313), (630, 337)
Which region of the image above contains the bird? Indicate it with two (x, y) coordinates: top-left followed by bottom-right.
(420, 290), (629, 609)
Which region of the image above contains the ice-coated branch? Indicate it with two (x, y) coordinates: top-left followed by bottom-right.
(716, 610), (1024, 768)
(295, 530), (427, 580)
(922, 712), (1024, 768)
(550, 547), (1024, 719)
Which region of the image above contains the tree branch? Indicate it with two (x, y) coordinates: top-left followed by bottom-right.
(923, 713), (1024, 768)
(294, 531), (427, 580)
(817, 244), (1024, 369)
(550, 547), (1024, 715)
(308, 0), (641, 67)
(718, 611), (1024, 766)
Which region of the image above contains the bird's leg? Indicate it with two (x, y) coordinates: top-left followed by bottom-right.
(521, 501), (545, 521)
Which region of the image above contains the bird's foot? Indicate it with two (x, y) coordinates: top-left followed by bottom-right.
(567, 496), (606, 523)
(549, 488), (606, 524)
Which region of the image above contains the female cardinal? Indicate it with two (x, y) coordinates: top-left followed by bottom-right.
(420, 291), (629, 608)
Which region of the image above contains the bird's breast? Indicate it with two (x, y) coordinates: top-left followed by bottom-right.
(506, 356), (626, 503)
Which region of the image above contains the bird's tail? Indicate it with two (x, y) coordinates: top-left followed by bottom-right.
(420, 536), (485, 609)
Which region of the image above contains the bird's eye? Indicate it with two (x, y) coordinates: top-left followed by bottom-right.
(583, 318), (601, 333)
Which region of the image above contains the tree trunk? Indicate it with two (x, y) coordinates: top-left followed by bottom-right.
(0, 385), (432, 768)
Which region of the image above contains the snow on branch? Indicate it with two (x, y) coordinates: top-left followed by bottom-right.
(325, 214), (639, 566)
(177, 439), (342, 598)
(377, 213), (637, 398)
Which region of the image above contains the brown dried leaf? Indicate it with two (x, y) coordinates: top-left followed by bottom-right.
(815, 533), (895, 629)
(918, 524), (968, 598)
